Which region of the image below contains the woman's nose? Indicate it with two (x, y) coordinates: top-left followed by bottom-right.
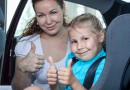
(46, 15), (52, 25)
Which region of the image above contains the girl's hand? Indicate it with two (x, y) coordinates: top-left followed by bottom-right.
(47, 56), (58, 85)
(58, 59), (76, 86)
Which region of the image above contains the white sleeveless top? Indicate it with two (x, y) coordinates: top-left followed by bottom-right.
(15, 34), (71, 90)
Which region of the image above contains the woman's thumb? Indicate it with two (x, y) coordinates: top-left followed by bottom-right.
(30, 42), (36, 53)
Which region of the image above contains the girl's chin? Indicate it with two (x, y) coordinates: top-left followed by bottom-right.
(77, 56), (92, 61)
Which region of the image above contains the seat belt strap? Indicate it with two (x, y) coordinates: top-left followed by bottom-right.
(83, 56), (106, 89)
(72, 56), (106, 89)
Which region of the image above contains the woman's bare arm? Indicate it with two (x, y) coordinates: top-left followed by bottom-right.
(12, 43), (45, 90)
(11, 57), (33, 90)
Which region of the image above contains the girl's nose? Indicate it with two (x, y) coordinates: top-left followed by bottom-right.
(77, 41), (85, 50)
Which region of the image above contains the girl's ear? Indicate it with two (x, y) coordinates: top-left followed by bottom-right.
(99, 29), (105, 42)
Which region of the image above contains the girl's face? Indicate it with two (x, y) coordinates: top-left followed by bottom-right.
(34, 0), (65, 36)
(69, 22), (104, 61)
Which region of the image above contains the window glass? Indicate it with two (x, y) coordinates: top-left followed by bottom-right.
(6, 0), (20, 31)
(15, 0), (35, 36)
(122, 0), (130, 3)
(64, 1), (106, 28)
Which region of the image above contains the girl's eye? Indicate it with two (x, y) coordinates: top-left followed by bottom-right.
(71, 40), (77, 44)
(83, 37), (88, 40)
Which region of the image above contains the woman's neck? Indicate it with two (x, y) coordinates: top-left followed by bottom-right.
(40, 27), (68, 40)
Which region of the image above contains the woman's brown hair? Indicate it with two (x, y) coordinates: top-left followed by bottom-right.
(22, 0), (66, 37)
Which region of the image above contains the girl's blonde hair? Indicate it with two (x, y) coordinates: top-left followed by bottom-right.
(68, 13), (103, 33)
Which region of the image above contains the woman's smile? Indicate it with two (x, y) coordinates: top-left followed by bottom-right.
(46, 24), (56, 31)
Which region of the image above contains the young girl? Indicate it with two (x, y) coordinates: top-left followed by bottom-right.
(47, 13), (106, 90)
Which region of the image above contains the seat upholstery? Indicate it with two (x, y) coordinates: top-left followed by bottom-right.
(91, 14), (130, 90)
(0, 6), (4, 28)
(0, 6), (5, 57)
(0, 29), (6, 57)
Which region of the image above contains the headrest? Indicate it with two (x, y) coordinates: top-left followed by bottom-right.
(0, 6), (4, 28)
(65, 0), (115, 14)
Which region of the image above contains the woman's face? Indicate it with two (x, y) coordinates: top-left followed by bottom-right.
(69, 22), (104, 61)
(34, 0), (65, 36)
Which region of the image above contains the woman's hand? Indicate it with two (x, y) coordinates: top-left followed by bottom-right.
(18, 42), (45, 72)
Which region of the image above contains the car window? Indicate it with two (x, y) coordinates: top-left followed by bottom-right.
(14, 0), (35, 36)
(6, 0), (20, 32)
(122, 0), (130, 3)
(64, 1), (106, 28)
(9, 0), (106, 37)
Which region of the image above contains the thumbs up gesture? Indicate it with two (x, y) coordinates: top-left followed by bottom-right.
(18, 42), (45, 72)
(47, 56), (58, 85)
(58, 59), (76, 86)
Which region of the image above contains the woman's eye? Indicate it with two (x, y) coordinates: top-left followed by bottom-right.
(36, 14), (45, 17)
(38, 15), (42, 17)
(50, 11), (57, 15)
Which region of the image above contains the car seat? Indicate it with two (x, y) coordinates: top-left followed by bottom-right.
(0, 6), (5, 57)
(0, 29), (5, 57)
(91, 14), (130, 90)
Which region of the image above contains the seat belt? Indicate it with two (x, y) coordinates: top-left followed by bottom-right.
(121, 57), (130, 90)
(72, 56), (106, 90)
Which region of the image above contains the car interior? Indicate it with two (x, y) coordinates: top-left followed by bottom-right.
(0, 0), (130, 90)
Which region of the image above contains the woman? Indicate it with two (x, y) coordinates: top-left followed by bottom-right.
(11, 0), (70, 90)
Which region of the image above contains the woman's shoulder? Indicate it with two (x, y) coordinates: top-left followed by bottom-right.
(15, 34), (40, 56)
(19, 34), (40, 42)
